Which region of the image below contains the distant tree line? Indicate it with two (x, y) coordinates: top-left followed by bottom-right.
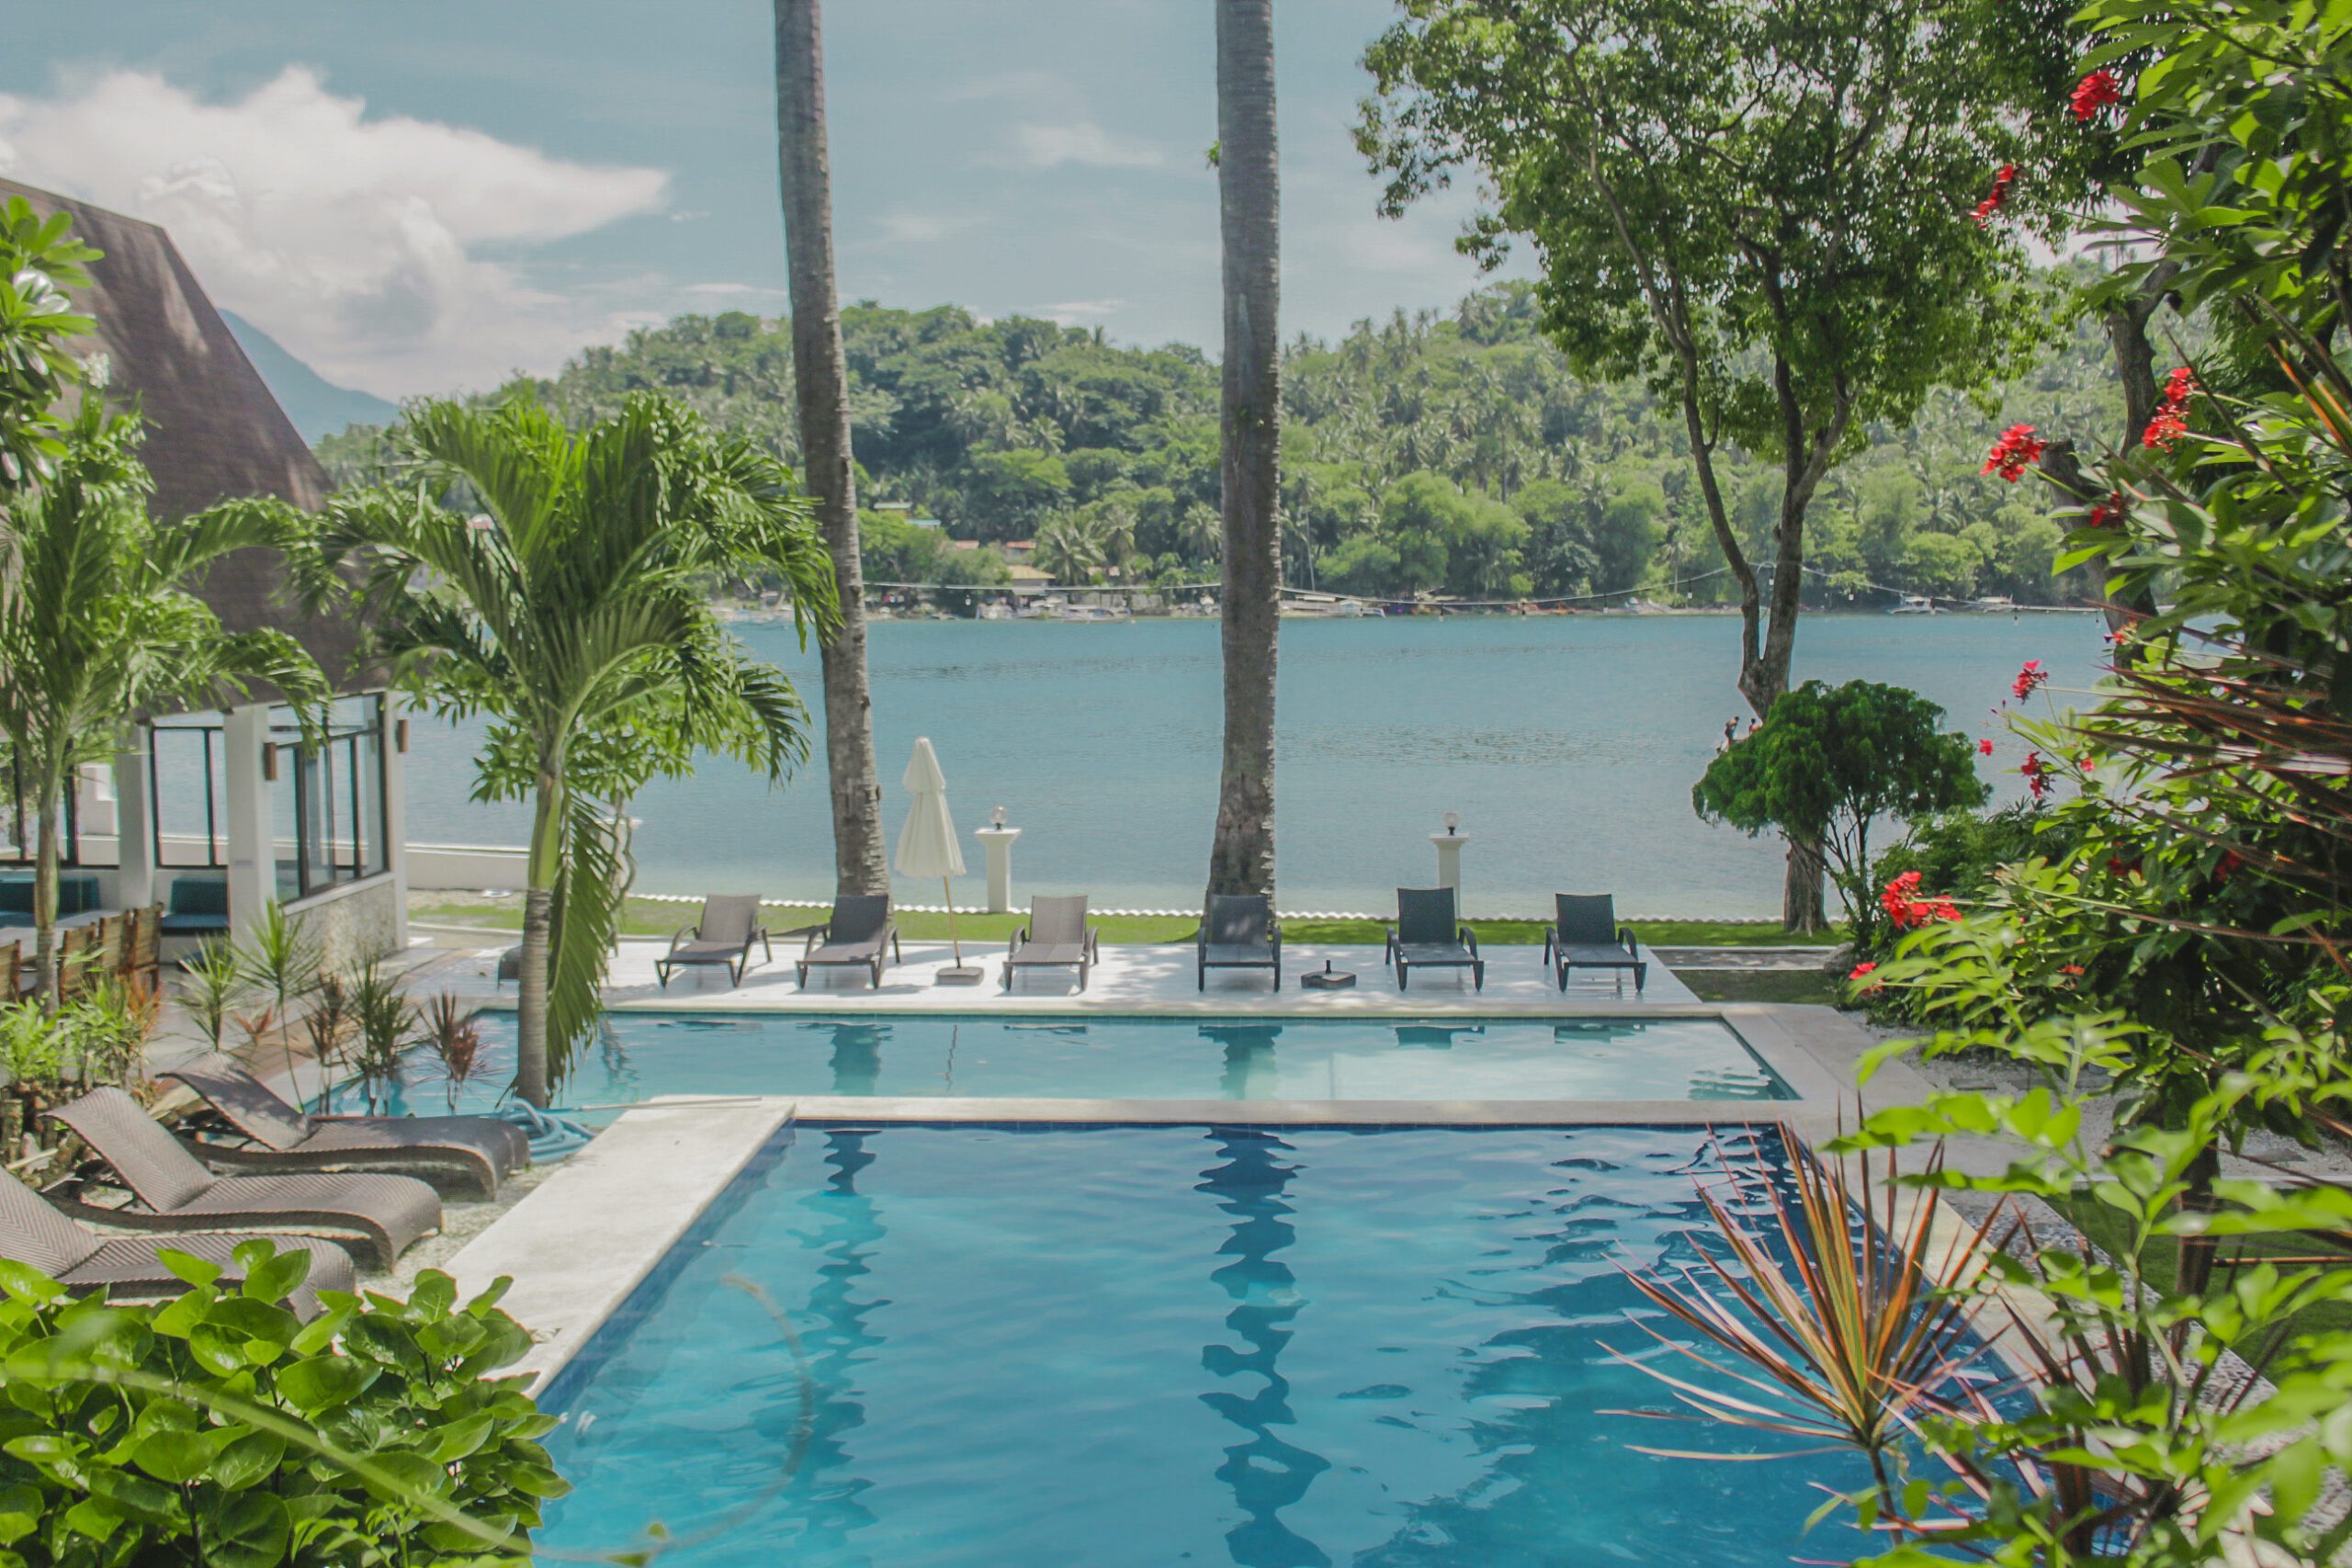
(317, 273), (2152, 605)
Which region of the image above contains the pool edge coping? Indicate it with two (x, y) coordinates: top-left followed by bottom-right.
(444, 1096), (795, 1392)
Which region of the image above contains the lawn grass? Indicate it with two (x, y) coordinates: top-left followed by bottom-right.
(407, 894), (1841, 949)
(2058, 1192), (2352, 1341)
(1679, 969), (1843, 1005)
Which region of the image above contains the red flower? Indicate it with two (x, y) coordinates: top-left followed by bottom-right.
(1849, 962), (1878, 981)
(2107, 854), (2142, 879)
(2214, 850), (2245, 884)
(2070, 69), (2122, 121)
(1978, 738), (1996, 756)
(2143, 367), (2198, 449)
(2011, 659), (2048, 699)
(1982, 423), (2045, 480)
(2020, 750), (2052, 801)
(2060, 964), (2085, 976)
(1880, 871), (1960, 931)
(2086, 490), (2125, 527)
(1970, 163), (2019, 226)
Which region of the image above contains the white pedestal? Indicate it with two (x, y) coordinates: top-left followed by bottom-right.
(976, 827), (1022, 914)
(1430, 832), (1468, 912)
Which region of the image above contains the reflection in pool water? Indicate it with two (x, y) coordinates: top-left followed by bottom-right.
(539, 1122), (1872, 1568)
(337, 1010), (1791, 1116)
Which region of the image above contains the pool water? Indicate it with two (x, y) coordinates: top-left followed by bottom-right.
(346, 1012), (1791, 1116)
(538, 1123), (1866, 1568)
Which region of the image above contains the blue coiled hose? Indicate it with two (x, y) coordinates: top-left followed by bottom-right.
(492, 1101), (596, 1160)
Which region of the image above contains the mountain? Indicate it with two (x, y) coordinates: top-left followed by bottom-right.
(220, 311), (398, 443)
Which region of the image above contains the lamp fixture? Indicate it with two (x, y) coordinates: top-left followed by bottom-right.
(1442, 810), (1460, 835)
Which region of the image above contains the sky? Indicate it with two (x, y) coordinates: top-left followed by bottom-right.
(0, 1), (1523, 400)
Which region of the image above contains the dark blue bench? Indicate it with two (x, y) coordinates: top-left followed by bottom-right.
(0, 874), (102, 919)
(159, 877), (232, 937)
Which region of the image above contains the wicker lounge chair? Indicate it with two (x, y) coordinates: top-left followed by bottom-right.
(656, 895), (773, 987)
(1003, 895), (1101, 990)
(1198, 894), (1281, 989)
(1385, 887), (1485, 990)
(791, 895), (900, 988)
(42, 1088), (442, 1268)
(1545, 894), (1646, 995)
(159, 1054), (528, 1197)
(0, 1173), (355, 1318)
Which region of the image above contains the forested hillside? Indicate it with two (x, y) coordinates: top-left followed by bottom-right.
(318, 276), (2152, 605)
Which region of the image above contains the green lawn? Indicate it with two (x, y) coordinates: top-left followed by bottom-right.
(1679, 969), (1842, 1005)
(408, 894), (1841, 949)
(2058, 1193), (2352, 1341)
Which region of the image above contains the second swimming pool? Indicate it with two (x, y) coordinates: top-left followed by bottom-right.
(344, 1011), (1792, 1116)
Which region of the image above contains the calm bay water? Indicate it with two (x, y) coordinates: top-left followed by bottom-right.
(404, 611), (2105, 918)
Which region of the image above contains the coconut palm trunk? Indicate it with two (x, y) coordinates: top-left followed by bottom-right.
(775, 0), (888, 897)
(1206, 0), (1282, 900)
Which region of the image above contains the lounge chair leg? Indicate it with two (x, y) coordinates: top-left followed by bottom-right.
(1635, 964), (1647, 995)
(1474, 961), (1486, 991)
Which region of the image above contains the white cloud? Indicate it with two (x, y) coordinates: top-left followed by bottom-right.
(1040, 299), (1127, 324)
(1007, 121), (1166, 170)
(871, 208), (975, 245)
(0, 66), (669, 397)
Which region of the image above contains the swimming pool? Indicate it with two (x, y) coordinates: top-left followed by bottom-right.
(345, 1011), (1791, 1115)
(537, 1122), (1865, 1567)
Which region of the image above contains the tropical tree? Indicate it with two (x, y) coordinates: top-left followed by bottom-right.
(1032, 512), (1107, 585)
(290, 396), (834, 1106)
(775, 0), (890, 898)
(0, 402), (324, 1002)
(0, 197), (100, 505)
(1692, 680), (1989, 949)
(1360, 0), (2056, 928)
(1204, 0), (1283, 902)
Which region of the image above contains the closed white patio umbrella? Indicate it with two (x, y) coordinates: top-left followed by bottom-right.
(895, 737), (981, 983)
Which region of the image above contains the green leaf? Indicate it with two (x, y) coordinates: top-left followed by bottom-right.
(0, 1484), (42, 1546)
(211, 1431), (286, 1492)
(241, 1247), (312, 1307)
(0, 1262), (64, 1307)
(205, 1492), (291, 1568)
(153, 1247), (224, 1289)
(85, 1463), (177, 1522)
(273, 1355), (377, 1415)
(130, 1428), (213, 1485)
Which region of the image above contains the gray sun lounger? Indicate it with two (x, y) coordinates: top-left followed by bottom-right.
(1385, 886), (1485, 990)
(657, 894), (774, 987)
(0, 1173), (355, 1319)
(1003, 895), (1101, 990)
(43, 1087), (443, 1268)
(1198, 893), (1281, 989)
(1546, 893), (1647, 994)
(159, 1054), (528, 1197)
(793, 894), (901, 987)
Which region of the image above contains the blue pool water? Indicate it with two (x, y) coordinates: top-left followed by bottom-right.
(538, 1122), (1868, 1567)
(344, 1012), (1791, 1116)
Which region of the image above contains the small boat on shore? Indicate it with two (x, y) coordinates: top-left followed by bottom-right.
(1889, 594), (1937, 615)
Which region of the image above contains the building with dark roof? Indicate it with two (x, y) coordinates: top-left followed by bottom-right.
(0, 180), (407, 970)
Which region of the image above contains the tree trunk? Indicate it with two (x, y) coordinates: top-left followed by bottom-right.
(32, 789), (59, 1009)
(1782, 833), (1828, 935)
(514, 776), (561, 1109)
(775, 0), (888, 897)
(1206, 0), (1282, 900)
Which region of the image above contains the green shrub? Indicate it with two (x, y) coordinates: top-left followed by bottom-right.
(0, 1244), (566, 1566)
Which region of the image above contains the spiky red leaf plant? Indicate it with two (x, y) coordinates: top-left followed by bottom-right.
(1607, 1133), (2006, 1506)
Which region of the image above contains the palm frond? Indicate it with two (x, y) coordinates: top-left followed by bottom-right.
(542, 788), (631, 1092)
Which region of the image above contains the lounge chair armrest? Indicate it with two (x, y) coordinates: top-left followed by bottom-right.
(1384, 925), (1398, 963)
(788, 922), (831, 954)
(1008, 925), (1029, 956)
(1085, 926), (1102, 960)
(1542, 926), (1557, 962)
(887, 925), (901, 961)
(1458, 925), (1480, 955)
(667, 923), (701, 954)
(1618, 925), (1638, 954)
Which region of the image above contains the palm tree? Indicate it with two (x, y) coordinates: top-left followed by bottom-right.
(1034, 513), (1107, 586)
(1179, 502), (1224, 568)
(295, 396), (834, 1105)
(1207, 0), (1282, 900)
(0, 401), (324, 1003)
(775, 0), (890, 898)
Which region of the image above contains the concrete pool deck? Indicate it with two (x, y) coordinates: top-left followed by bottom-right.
(444, 997), (1937, 1391)
(431, 935), (1709, 1011)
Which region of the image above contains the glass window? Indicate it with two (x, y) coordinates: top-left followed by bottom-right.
(269, 694), (390, 900)
(151, 723), (228, 868)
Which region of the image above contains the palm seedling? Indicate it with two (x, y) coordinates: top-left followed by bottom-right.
(348, 961), (414, 1118)
(239, 901), (321, 1093)
(178, 938), (247, 1053)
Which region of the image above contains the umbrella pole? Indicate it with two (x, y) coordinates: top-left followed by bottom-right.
(943, 876), (962, 965)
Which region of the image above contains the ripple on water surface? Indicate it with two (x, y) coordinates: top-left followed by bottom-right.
(540, 1123), (1875, 1567)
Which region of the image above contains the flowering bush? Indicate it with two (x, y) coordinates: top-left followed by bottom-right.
(2068, 66), (2121, 119)
(2140, 364), (2197, 447)
(2009, 658), (2048, 699)
(1979, 421), (2043, 478)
